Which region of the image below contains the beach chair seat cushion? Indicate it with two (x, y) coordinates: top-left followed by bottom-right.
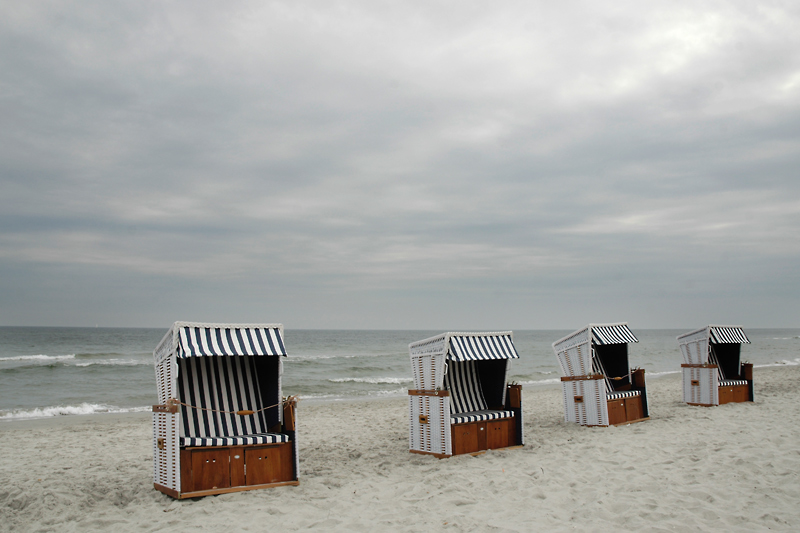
(451, 409), (515, 425)
(181, 432), (289, 447)
(606, 390), (641, 400)
(718, 379), (748, 387)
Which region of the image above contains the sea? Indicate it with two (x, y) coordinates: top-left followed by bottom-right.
(1, 327), (798, 421)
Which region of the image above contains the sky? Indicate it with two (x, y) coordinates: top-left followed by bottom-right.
(1, 0), (799, 330)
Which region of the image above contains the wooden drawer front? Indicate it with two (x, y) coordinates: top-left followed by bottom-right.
(191, 449), (230, 492)
(486, 419), (510, 450)
(451, 422), (487, 455)
(719, 386), (734, 404)
(607, 400), (626, 425)
(230, 447), (245, 487)
(720, 384), (749, 404)
(732, 384), (749, 402)
(624, 396), (643, 421)
(245, 445), (286, 486)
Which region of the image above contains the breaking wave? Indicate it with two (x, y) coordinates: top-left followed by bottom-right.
(0, 403), (150, 420)
(328, 376), (412, 384)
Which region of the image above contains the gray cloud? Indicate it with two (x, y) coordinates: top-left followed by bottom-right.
(1, 0), (799, 328)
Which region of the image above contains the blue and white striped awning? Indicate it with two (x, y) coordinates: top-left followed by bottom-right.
(447, 334), (519, 362)
(591, 324), (639, 345)
(709, 326), (750, 344)
(178, 326), (286, 358)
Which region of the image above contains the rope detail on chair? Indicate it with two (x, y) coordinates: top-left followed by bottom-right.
(169, 395), (298, 416)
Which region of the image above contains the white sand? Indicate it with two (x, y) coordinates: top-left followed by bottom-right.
(2, 366), (800, 532)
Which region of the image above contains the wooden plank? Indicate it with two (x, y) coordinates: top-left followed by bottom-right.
(607, 400), (626, 425)
(624, 396), (643, 422)
(719, 386), (734, 405)
(191, 448), (230, 492)
(180, 448), (193, 494)
(283, 403), (296, 431)
(732, 384), (749, 403)
(154, 483), (180, 499)
(507, 385), (522, 408)
(178, 480), (299, 499)
(245, 445), (284, 486)
(486, 419), (509, 450)
(230, 447), (245, 487)
(631, 368), (646, 389)
(742, 363), (753, 381)
(409, 449), (451, 459)
(451, 422), (479, 455)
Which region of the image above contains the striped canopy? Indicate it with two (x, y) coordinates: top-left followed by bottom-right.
(591, 324), (639, 345)
(177, 326), (286, 358)
(447, 334), (519, 362)
(709, 326), (750, 344)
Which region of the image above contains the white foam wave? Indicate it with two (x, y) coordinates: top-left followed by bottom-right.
(0, 403), (150, 420)
(289, 353), (383, 361)
(328, 376), (412, 384)
(0, 354), (75, 362)
(517, 378), (562, 386)
(74, 359), (151, 367)
(646, 370), (682, 378)
(755, 359), (800, 367)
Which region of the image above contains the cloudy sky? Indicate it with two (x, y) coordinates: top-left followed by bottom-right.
(1, 1), (798, 329)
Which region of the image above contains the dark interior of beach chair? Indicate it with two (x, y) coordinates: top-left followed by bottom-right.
(592, 344), (649, 424)
(709, 343), (753, 403)
(445, 360), (522, 455)
(175, 355), (296, 495)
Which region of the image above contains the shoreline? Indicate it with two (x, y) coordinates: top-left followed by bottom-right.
(4, 361), (798, 426)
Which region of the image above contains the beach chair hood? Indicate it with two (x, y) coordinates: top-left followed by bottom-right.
(175, 323), (287, 358)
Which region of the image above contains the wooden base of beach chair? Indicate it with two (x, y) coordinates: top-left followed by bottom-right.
(158, 441), (295, 498)
(156, 480), (299, 500)
(450, 417), (517, 456)
(607, 395), (647, 426)
(719, 383), (750, 404)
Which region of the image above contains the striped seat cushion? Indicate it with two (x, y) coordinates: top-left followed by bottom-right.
(451, 410), (515, 425)
(719, 379), (748, 387)
(606, 390), (641, 400)
(181, 433), (289, 447)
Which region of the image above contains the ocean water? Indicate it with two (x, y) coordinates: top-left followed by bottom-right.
(1, 327), (798, 420)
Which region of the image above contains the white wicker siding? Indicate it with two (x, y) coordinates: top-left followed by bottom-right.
(153, 412), (180, 491)
(408, 394), (451, 456)
(682, 366), (718, 406)
(153, 342), (180, 492)
(411, 353), (445, 391)
(677, 327), (709, 365)
(561, 379), (607, 426)
(555, 340), (593, 378)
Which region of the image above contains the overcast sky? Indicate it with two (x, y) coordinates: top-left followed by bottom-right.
(1, 1), (798, 330)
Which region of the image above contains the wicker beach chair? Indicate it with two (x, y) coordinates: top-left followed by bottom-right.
(677, 325), (753, 406)
(152, 322), (298, 499)
(408, 332), (524, 457)
(552, 323), (649, 426)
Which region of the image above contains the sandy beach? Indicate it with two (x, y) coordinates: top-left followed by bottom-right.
(2, 366), (799, 532)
